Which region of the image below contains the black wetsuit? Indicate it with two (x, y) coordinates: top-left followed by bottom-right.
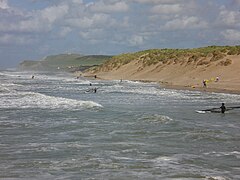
(220, 104), (226, 113)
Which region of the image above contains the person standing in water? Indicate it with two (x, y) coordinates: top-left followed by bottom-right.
(220, 103), (226, 113)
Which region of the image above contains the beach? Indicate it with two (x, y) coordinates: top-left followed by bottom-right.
(83, 54), (240, 94)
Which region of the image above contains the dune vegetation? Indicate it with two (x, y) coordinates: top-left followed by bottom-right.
(88, 46), (240, 73)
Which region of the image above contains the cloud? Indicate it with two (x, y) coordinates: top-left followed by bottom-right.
(128, 35), (145, 46)
(217, 7), (240, 27)
(79, 28), (105, 41)
(0, 0), (9, 9)
(89, 1), (129, 13)
(66, 13), (116, 29)
(163, 16), (208, 30)
(221, 29), (240, 41)
(0, 33), (35, 45)
(151, 4), (183, 14)
(0, 2), (69, 33)
(132, 0), (182, 4)
(231, 0), (240, 5)
(58, 27), (72, 37)
(39, 3), (69, 23)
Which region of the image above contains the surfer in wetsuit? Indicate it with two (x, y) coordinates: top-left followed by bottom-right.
(220, 103), (226, 113)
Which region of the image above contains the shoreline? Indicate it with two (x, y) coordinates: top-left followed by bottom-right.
(83, 74), (240, 95)
(159, 83), (240, 95)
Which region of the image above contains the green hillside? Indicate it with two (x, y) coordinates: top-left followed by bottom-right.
(18, 54), (112, 71)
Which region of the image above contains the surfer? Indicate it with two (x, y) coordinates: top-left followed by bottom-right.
(197, 103), (239, 114)
(32, 75), (35, 79)
(220, 103), (226, 113)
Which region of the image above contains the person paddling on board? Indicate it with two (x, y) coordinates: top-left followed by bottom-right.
(220, 103), (226, 113)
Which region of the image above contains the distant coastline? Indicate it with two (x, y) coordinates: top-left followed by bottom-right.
(17, 46), (240, 94)
(17, 54), (112, 72)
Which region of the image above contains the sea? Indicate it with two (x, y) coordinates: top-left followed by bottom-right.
(0, 70), (240, 180)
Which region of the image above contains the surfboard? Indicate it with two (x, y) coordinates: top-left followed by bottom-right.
(195, 110), (207, 114)
(196, 106), (240, 113)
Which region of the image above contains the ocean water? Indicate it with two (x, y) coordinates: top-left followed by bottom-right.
(0, 70), (240, 180)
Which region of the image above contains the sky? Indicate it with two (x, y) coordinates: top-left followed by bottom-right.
(0, 0), (240, 68)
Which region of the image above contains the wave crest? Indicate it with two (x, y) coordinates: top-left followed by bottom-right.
(1, 91), (103, 110)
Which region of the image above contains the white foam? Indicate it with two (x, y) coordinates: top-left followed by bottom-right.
(0, 91), (103, 110)
(139, 114), (173, 124)
(205, 176), (227, 180)
(153, 156), (180, 167)
(0, 85), (10, 93)
(204, 151), (240, 159)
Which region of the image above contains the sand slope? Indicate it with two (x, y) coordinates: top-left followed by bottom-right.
(84, 54), (240, 94)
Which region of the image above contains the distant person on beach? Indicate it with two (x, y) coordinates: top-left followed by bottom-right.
(215, 77), (219, 82)
(203, 80), (207, 88)
(220, 103), (226, 113)
(94, 75), (97, 79)
(93, 87), (97, 93)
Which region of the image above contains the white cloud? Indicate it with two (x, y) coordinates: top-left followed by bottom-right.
(71, 0), (83, 4)
(79, 28), (105, 40)
(132, 0), (182, 4)
(221, 29), (240, 41)
(0, 34), (35, 45)
(89, 1), (129, 13)
(217, 7), (240, 27)
(40, 3), (69, 23)
(0, 0), (9, 9)
(151, 4), (182, 14)
(58, 27), (72, 37)
(163, 16), (208, 30)
(66, 13), (116, 29)
(128, 35), (145, 46)
(0, 3), (69, 33)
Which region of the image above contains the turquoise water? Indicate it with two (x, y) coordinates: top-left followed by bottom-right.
(0, 70), (240, 180)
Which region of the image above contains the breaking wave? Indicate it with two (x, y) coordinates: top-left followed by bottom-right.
(0, 91), (103, 110)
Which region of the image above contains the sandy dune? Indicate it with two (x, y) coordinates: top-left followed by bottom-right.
(83, 54), (240, 94)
